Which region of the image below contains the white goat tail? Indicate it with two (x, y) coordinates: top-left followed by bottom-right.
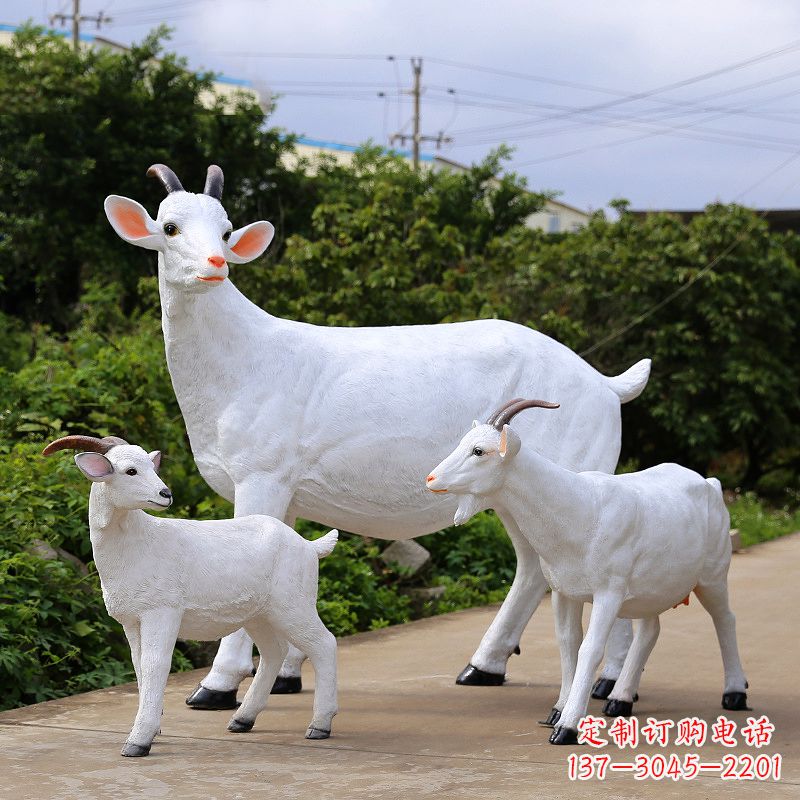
(312, 529), (339, 559)
(605, 358), (651, 403)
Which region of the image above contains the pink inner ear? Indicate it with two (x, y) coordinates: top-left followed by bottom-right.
(77, 452), (114, 478)
(111, 204), (151, 239)
(231, 226), (268, 258)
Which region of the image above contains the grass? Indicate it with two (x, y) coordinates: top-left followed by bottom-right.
(728, 492), (800, 548)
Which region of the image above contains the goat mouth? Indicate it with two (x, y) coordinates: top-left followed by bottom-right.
(428, 488), (448, 494)
(196, 275), (226, 283)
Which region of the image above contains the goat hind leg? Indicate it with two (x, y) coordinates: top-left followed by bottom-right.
(693, 581), (749, 709)
(458, 512), (547, 684)
(280, 613), (338, 739)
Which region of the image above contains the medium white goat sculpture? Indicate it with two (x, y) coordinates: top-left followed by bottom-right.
(104, 163), (651, 708)
(427, 400), (750, 745)
(43, 434), (339, 757)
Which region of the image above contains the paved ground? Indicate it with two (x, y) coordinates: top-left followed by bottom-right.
(1, 533), (798, 800)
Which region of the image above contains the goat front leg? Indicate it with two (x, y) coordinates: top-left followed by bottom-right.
(540, 591), (583, 727)
(186, 478), (295, 710)
(457, 510), (548, 685)
(550, 591), (624, 745)
(121, 620), (142, 688)
(122, 609), (180, 757)
(591, 617), (635, 700)
(228, 622), (289, 733)
(604, 616), (660, 717)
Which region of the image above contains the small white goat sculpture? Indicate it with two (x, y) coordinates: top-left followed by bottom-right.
(43, 434), (339, 757)
(104, 163), (651, 706)
(427, 400), (749, 745)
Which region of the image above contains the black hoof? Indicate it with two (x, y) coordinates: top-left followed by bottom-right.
(722, 691), (750, 711)
(549, 726), (579, 745)
(227, 718), (254, 733)
(121, 742), (151, 757)
(305, 726), (331, 740)
(538, 707), (561, 727)
(455, 664), (505, 686)
(185, 684), (240, 710)
(603, 698), (634, 717)
(271, 675), (302, 694)
(513, 645), (521, 655)
(591, 677), (616, 699)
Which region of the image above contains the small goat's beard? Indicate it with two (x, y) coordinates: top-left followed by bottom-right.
(454, 494), (484, 526)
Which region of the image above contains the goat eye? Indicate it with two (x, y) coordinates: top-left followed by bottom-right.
(472, 447), (484, 457)
(163, 223), (179, 236)
(125, 468), (138, 476)
(222, 230), (232, 242)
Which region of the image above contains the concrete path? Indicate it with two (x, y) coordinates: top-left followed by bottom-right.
(1, 534), (798, 799)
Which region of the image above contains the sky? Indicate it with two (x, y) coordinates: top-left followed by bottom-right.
(7, 0), (800, 213)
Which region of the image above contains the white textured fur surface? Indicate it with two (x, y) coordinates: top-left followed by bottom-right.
(427, 421), (748, 736)
(104, 184), (651, 686)
(77, 443), (338, 754)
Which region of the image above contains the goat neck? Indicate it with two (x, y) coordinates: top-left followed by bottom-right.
(494, 447), (598, 566)
(157, 260), (283, 411)
(87, 481), (139, 533)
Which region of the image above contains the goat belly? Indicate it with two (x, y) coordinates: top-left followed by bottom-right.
(177, 608), (252, 642)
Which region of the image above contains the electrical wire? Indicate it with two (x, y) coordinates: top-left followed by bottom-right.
(428, 40), (800, 132)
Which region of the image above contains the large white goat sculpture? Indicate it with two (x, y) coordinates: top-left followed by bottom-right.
(104, 164), (651, 708)
(427, 400), (749, 745)
(43, 434), (339, 757)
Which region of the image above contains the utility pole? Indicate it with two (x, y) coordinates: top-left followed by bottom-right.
(388, 57), (453, 170)
(50, 0), (112, 51)
(411, 57), (422, 170)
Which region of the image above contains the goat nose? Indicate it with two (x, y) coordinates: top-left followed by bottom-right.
(426, 474), (436, 483)
(159, 489), (172, 499)
(208, 255), (226, 268)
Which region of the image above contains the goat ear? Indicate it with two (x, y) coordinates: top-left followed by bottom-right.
(149, 450), (162, 472)
(226, 221), (275, 264)
(75, 452), (114, 481)
(104, 196), (162, 250)
(499, 425), (521, 460)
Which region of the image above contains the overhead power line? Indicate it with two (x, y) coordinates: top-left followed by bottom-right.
(430, 38), (800, 130)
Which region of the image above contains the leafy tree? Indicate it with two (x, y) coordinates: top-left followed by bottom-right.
(0, 25), (309, 330)
(241, 145), (547, 326)
(507, 204), (800, 489)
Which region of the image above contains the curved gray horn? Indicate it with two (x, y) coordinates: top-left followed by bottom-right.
(203, 165), (224, 201)
(43, 435), (129, 457)
(485, 398), (524, 428)
(491, 399), (560, 430)
(146, 164), (184, 194)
